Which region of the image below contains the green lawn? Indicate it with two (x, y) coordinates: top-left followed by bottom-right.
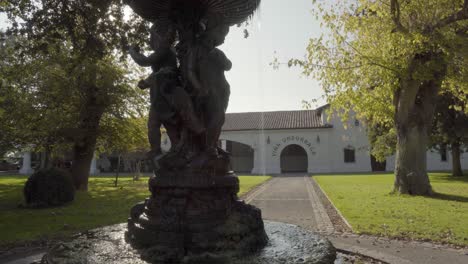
(0, 175), (270, 246)
(315, 173), (468, 246)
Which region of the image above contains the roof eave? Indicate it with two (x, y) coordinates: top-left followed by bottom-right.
(221, 125), (333, 132)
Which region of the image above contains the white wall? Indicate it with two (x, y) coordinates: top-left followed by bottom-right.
(221, 124), (371, 174)
(221, 109), (371, 174)
(161, 110), (468, 174)
(325, 111), (372, 173)
(386, 151), (468, 172)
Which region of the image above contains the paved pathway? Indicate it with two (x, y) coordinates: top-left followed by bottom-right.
(244, 175), (468, 264)
(245, 175), (334, 233)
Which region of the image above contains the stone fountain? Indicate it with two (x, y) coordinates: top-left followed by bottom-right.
(41, 0), (336, 263)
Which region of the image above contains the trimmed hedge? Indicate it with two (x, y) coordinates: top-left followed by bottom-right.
(24, 168), (75, 208)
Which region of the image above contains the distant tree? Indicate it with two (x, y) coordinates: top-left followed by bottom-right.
(0, 34), (147, 168)
(98, 116), (149, 156)
(97, 115), (149, 186)
(2, 0), (149, 190)
(431, 91), (468, 177)
(0, 31), (17, 157)
(1, 33), (52, 160)
(367, 121), (396, 171)
(291, 0), (468, 195)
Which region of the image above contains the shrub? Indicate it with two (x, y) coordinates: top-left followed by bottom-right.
(24, 168), (75, 208)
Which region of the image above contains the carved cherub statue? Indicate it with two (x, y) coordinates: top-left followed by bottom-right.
(129, 24), (178, 86)
(184, 19), (231, 98)
(197, 23), (232, 155)
(129, 24), (177, 157)
(129, 24), (203, 159)
(183, 19), (233, 167)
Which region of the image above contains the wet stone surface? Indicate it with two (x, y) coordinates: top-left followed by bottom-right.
(237, 221), (336, 264)
(41, 221), (336, 264)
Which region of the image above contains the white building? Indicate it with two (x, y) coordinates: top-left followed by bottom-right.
(219, 105), (468, 174)
(17, 105), (468, 175)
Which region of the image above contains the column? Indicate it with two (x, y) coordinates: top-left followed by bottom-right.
(89, 155), (100, 175)
(19, 152), (34, 175)
(251, 143), (267, 175)
(221, 140), (227, 151)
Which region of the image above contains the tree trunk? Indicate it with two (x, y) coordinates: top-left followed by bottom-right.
(451, 142), (463, 177)
(393, 52), (446, 195)
(71, 85), (105, 191)
(134, 160), (142, 181)
(393, 84), (435, 195)
(394, 125), (432, 195)
(115, 154), (121, 187)
(39, 146), (53, 169)
(39, 151), (48, 169)
(71, 139), (97, 191)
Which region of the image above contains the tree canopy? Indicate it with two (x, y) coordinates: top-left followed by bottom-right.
(0, 30), (148, 162)
(295, 0), (467, 122)
(431, 91), (468, 176)
(293, 0), (467, 195)
(1, 0), (151, 190)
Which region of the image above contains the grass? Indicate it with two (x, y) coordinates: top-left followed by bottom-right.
(315, 172), (468, 246)
(0, 174), (270, 246)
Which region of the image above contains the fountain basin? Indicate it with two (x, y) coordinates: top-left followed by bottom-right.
(41, 221), (336, 264)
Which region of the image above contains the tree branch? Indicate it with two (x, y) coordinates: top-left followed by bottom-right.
(390, 0), (409, 34)
(456, 26), (468, 37)
(337, 32), (400, 73)
(425, 0), (468, 33)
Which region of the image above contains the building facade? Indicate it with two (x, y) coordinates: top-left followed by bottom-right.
(17, 105), (468, 175)
(218, 106), (468, 174)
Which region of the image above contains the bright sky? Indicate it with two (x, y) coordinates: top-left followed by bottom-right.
(221, 0), (325, 113)
(0, 0), (326, 113)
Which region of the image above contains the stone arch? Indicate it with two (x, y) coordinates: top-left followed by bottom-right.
(220, 140), (254, 173)
(280, 144), (308, 173)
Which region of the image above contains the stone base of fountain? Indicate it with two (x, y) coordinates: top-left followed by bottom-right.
(40, 173), (336, 264)
(40, 221), (336, 264)
(126, 172), (268, 263)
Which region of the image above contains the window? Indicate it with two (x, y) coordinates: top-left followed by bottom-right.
(344, 147), (355, 163)
(440, 146), (447, 162)
(354, 119), (360, 127)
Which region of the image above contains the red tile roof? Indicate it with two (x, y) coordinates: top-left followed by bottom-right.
(222, 110), (332, 131)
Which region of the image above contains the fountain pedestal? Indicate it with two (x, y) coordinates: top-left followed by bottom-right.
(127, 168), (268, 263)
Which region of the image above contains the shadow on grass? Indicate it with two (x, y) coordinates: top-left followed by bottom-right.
(429, 192), (468, 203)
(430, 174), (468, 184)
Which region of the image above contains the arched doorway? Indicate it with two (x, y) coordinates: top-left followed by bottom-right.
(280, 144), (308, 173)
(225, 141), (254, 173)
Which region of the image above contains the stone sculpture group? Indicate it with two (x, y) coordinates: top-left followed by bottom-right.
(124, 0), (268, 262)
(40, 1), (337, 263)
